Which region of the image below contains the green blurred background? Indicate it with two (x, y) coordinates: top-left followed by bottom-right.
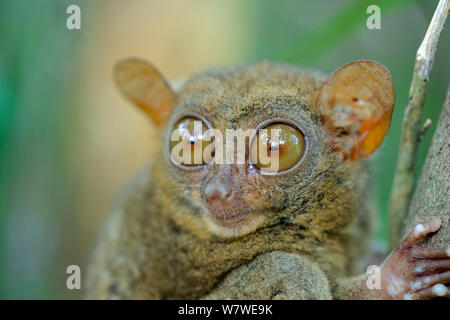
(0, 0), (448, 299)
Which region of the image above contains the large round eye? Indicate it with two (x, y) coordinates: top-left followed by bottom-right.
(250, 123), (306, 173)
(169, 117), (213, 167)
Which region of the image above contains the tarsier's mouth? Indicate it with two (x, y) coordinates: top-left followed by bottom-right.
(210, 209), (262, 228)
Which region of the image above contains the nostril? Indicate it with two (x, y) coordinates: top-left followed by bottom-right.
(225, 189), (233, 200)
(205, 192), (219, 203)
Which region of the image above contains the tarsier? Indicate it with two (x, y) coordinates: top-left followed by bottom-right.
(86, 59), (450, 299)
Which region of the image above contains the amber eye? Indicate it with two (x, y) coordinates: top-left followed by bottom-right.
(169, 117), (213, 166)
(250, 123), (306, 173)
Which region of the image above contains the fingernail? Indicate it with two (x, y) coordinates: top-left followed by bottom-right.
(432, 284), (447, 296)
(414, 223), (425, 236)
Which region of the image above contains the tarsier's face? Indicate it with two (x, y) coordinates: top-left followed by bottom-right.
(115, 60), (395, 238)
(169, 119), (308, 232)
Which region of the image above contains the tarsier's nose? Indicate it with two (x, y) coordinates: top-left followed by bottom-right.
(204, 183), (233, 203)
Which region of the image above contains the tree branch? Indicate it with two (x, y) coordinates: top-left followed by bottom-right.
(388, 0), (449, 249)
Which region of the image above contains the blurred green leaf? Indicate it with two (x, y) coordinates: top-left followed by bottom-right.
(279, 0), (420, 65)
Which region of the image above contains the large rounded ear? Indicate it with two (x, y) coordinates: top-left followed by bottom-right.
(316, 60), (395, 161)
(114, 58), (177, 126)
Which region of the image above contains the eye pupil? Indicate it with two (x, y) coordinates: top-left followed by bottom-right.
(269, 145), (280, 152)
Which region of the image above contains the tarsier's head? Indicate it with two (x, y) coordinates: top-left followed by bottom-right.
(115, 59), (395, 239)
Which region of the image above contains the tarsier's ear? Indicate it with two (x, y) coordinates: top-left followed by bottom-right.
(114, 58), (177, 126)
(315, 60), (395, 161)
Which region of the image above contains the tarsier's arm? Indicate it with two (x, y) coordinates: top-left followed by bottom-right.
(203, 251), (332, 300)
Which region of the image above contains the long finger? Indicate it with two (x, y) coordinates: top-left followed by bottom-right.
(401, 217), (441, 249)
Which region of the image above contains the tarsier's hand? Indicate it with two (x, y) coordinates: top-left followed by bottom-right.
(380, 217), (449, 300)
(203, 251), (332, 300)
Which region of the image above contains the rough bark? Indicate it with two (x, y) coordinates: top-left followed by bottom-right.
(401, 87), (449, 247)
